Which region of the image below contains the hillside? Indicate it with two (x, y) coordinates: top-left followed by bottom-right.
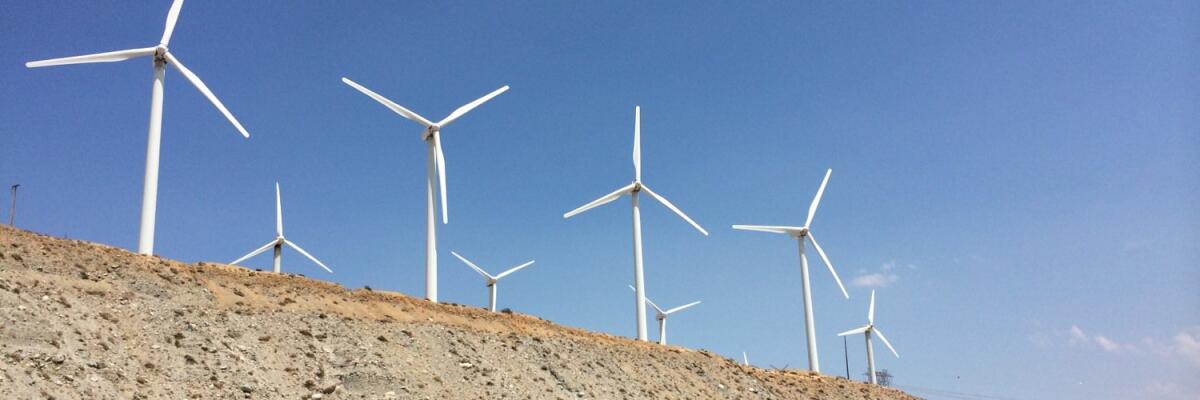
(0, 225), (918, 399)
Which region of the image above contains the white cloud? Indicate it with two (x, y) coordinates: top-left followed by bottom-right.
(1067, 325), (1089, 345)
(849, 260), (910, 288)
(1173, 328), (1200, 367)
(1062, 325), (1200, 366)
(1094, 335), (1126, 353)
(850, 273), (898, 288)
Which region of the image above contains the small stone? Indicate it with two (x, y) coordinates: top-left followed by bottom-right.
(239, 384), (255, 393)
(310, 394), (323, 399)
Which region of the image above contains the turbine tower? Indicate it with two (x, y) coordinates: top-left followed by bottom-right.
(26, 0), (251, 255)
(451, 251), (535, 312)
(731, 168), (849, 372)
(838, 290), (899, 385)
(564, 106), (708, 341)
(229, 183), (332, 275)
(341, 77), (508, 303)
(628, 285), (700, 345)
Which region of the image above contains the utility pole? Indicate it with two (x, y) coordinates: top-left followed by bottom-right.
(8, 184), (18, 226)
(843, 335), (850, 379)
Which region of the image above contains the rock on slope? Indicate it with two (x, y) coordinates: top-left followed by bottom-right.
(0, 225), (918, 399)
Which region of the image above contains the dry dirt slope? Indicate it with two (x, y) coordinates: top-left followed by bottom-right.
(0, 225), (919, 399)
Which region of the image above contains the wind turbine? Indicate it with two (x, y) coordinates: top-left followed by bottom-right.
(838, 290), (899, 385)
(26, 0), (251, 256)
(341, 77), (508, 303)
(450, 251), (535, 312)
(627, 285), (701, 345)
(229, 183), (332, 275)
(564, 106), (708, 341)
(731, 168), (849, 372)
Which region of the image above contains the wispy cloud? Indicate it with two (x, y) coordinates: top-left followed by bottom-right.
(1173, 328), (1200, 367)
(1067, 325), (1089, 345)
(849, 260), (911, 288)
(1062, 325), (1200, 365)
(1094, 335), (1129, 353)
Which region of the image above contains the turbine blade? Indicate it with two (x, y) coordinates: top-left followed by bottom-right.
(160, 0), (185, 45)
(873, 328), (900, 358)
(341, 77), (434, 127)
(731, 225), (804, 235)
(640, 185), (708, 236)
(495, 260), (535, 280)
(837, 325), (870, 337)
(437, 85), (509, 127)
(164, 52), (250, 138)
(664, 301), (701, 315)
(807, 233), (849, 299)
(633, 106), (641, 182)
(433, 131), (448, 224)
(275, 182), (283, 237)
(230, 239), (278, 266)
(284, 240), (332, 273)
(804, 168), (832, 228)
(26, 47), (157, 68)
(562, 183), (635, 219)
(868, 290), (876, 324)
(451, 251), (494, 280)
(628, 285), (665, 314)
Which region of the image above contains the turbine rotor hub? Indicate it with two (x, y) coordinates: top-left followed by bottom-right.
(423, 126), (440, 140)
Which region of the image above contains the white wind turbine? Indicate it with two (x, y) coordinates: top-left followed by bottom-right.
(451, 251), (535, 312)
(26, 0), (250, 256)
(341, 77), (508, 303)
(564, 106), (708, 341)
(627, 285), (700, 345)
(731, 168), (849, 372)
(838, 290), (899, 385)
(229, 183), (332, 275)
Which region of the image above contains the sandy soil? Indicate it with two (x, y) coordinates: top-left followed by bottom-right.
(0, 225), (919, 399)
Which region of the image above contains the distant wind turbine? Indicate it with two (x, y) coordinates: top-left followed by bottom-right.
(628, 285), (701, 345)
(26, 0), (251, 255)
(731, 168), (849, 372)
(838, 290), (899, 385)
(565, 106), (708, 341)
(229, 183), (332, 275)
(342, 77), (508, 303)
(451, 251), (535, 312)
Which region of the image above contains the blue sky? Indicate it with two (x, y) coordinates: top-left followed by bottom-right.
(2, 1), (1197, 399)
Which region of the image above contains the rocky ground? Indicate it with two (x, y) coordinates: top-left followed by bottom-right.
(0, 225), (919, 399)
